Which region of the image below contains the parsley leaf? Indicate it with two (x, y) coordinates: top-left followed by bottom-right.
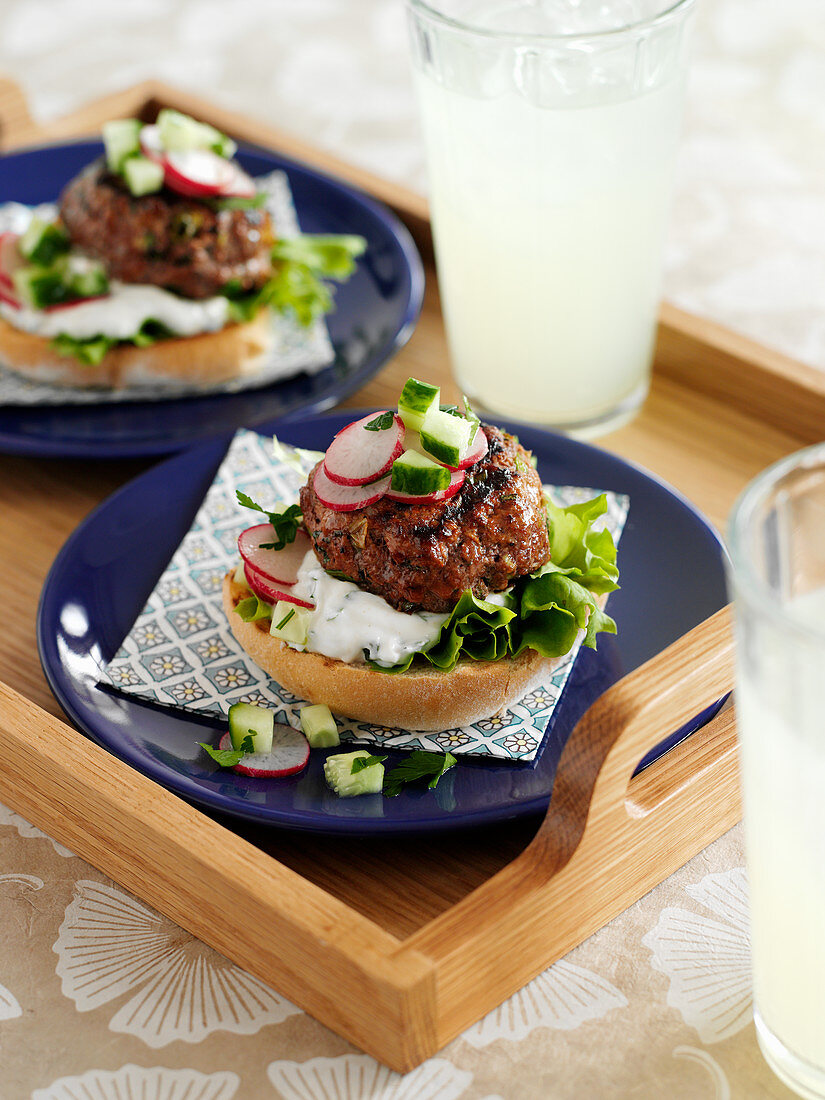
(364, 411), (394, 432)
(199, 743), (245, 767)
(198, 733), (255, 768)
(236, 492), (302, 550)
(351, 754), (387, 774)
(382, 751), (457, 797)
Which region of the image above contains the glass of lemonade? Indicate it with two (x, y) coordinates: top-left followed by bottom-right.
(727, 445), (825, 1099)
(406, 0), (695, 436)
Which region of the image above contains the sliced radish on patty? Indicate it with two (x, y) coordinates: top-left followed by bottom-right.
(218, 729), (309, 778)
(313, 463), (391, 511)
(386, 467), (466, 505)
(44, 294), (110, 312)
(238, 524), (310, 586)
(323, 411), (405, 486)
(244, 562), (314, 609)
(162, 149), (237, 197)
(139, 124), (165, 163)
(455, 426), (488, 469)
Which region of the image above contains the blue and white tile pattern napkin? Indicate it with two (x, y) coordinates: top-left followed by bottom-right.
(100, 429), (629, 763)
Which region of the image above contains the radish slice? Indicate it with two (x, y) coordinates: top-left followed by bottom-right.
(44, 294), (110, 312)
(218, 162), (257, 199)
(139, 125), (165, 163)
(218, 730), (309, 778)
(386, 467), (466, 505)
(244, 562), (314, 609)
(238, 524), (310, 587)
(0, 232), (22, 289)
(163, 149), (237, 197)
(0, 284), (20, 310)
(313, 464), (390, 512)
(323, 412), (405, 486)
(455, 426), (488, 469)
(141, 125), (257, 199)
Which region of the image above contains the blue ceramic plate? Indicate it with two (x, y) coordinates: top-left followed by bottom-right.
(37, 414), (728, 835)
(0, 141), (423, 458)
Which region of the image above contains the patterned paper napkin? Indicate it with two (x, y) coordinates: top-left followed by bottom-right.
(0, 171), (333, 406)
(100, 429), (629, 762)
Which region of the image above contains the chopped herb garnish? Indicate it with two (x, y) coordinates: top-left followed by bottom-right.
(364, 411), (394, 432)
(325, 569), (355, 582)
(236, 492), (302, 550)
(462, 394), (481, 435)
(351, 754), (387, 774)
(383, 751), (457, 797)
(198, 732), (256, 768)
(276, 607), (296, 630)
(440, 403), (463, 418)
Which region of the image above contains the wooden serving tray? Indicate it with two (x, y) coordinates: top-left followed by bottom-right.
(1, 78), (823, 1071)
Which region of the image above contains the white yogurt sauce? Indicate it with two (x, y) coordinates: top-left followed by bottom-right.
(0, 281), (229, 340)
(292, 550), (448, 667)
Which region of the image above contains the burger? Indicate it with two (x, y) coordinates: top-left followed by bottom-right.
(0, 109), (363, 389)
(223, 378), (620, 731)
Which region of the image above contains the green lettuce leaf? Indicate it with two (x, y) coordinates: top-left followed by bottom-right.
(225, 233), (366, 328)
(235, 595), (273, 623)
(50, 318), (174, 365)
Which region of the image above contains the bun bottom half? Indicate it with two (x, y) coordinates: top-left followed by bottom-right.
(223, 573), (567, 731)
(0, 308), (273, 389)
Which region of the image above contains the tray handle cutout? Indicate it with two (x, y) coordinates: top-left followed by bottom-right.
(537, 604), (737, 878)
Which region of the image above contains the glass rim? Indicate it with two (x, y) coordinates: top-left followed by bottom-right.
(406, 0), (695, 44)
(727, 440), (825, 642)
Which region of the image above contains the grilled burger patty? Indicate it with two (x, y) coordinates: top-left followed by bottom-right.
(300, 425), (551, 613)
(58, 159), (275, 299)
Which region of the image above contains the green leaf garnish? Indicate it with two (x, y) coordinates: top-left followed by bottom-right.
(351, 754), (387, 774)
(199, 743), (246, 767)
(462, 393), (480, 435)
(364, 411), (394, 432)
(275, 607), (295, 630)
(383, 751), (457, 797)
(236, 492), (302, 550)
(198, 732), (256, 768)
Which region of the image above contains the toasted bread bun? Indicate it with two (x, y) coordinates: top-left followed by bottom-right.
(0, 308), (273, 389)
(223, 572), (569, 731)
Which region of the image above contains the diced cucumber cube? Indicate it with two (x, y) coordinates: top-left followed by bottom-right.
(157, 108), (236, 158)
(66, 257), (109, 298)
(12, 265), (70, 309)
(390, 449), (450, 496)
(324, 751), (385, 798)
(228, 701), (274, 754)
(102, 118), (142, 172)
(233, 560), (249, 587)
(270, 601), (310, 646)
(19, 217), (70, 267)
(398, 377), (440, 432)
(419, 406), (474, 467)
(300, 704), (340, 749)
(122, 154), (164, 196)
